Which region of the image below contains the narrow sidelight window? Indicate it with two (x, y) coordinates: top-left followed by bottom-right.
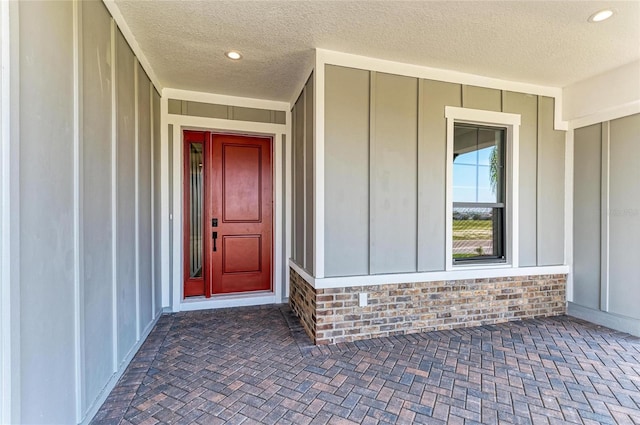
(452, 124), (506, 264)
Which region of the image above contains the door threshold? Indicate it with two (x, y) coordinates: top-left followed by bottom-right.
(178, 291), (278, 312)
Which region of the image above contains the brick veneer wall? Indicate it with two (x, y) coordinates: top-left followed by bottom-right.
(289, 268), (317, 342)
(290, 268), (566, 345)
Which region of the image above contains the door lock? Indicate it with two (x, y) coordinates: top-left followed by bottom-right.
(212, 218), (218, 227)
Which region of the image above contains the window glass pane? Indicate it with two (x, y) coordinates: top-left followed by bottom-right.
(189, 142), (203, 278)
(453, 125), (504, 204)
(453, 207), (504, 260)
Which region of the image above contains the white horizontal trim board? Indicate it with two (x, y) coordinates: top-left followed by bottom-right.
(316, 48), (567, 131)
(290, 260), (569, 290)
(166, 115), (284, 135)
(163, 88), (289, 112)
(445, 106), (521, 126)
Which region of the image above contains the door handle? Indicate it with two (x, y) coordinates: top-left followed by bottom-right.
(212, 231), (218, 252)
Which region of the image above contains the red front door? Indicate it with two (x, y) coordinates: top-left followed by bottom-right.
(183, 131), (272, 297)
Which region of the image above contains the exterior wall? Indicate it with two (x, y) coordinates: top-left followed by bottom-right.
(291, 74), (314, 275)
(291, 267), (566, 345)
(81, 0), (114, 415)
(7, 1), (163, 423)
(167, 99), (286, 124)
(571, 113), (640, 336)
(289, 268), (316, 342)
(323, 64), (566, 277)
(19, 2), (76, 422)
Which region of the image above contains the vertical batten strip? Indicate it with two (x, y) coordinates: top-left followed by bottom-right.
(600, 121), (610, 312)
(110, 18), (118, 372)
(160, 95), (169, 308)
(301, 87), (307, 270)
(172, 123), (182, 311)
(564, 129), (574, 302)
(0, 0), (14, 421)
(149, 85), (155, 319)
(368, 71), (376, 275)
(510, 123), (520, 268)
(284, 110), (292, 296)
(415, 81), (421, 271)
(72, 0), (84, 420)
(314, 61), (325, 278)
(133, 60), (140, 340)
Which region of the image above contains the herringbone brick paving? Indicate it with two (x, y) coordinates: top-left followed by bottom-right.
(92, 305), (640, 425)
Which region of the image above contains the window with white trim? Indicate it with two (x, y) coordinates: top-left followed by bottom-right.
(445, 107), (520, 269)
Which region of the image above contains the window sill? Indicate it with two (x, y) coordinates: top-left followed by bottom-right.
(449, 262), (513, 271)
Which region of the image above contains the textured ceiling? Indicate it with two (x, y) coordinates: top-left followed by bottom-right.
(114, 0), (640, 102)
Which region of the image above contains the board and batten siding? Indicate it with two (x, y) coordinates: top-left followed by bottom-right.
(572, 113), (640, 331)
(323, 64), (566, 278)
(608, 114), (640, 320)
(19, 1), (76, 422)
(370, 73), (418, 274)
(14, 1), (163, 422)
(573, 123), (602, 310)
(324, 66), (370, 276)
(291, 75), (315, 275)
(81, 0), (114, 415)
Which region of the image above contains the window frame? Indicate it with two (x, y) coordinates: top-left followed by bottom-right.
(445, 107), (520, 271)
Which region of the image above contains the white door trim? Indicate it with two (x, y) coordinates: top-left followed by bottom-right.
(165, 113), (287, 312)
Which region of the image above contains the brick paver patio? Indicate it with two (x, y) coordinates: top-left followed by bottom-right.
(92, 305), (640, 425)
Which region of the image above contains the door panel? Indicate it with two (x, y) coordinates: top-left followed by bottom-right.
(222, 235), (261, 274)
(211, 134), (272, 294)
(222, 144), (262, 222)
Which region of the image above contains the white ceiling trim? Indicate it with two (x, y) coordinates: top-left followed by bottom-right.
(162, 88), (289, 111)
(103, 0), (163, 92)
(317, 49), (568, 131)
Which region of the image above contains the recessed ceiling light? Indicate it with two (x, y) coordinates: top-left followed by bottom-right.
(225, 51), (242, 60)
(588, 9), (615, 23)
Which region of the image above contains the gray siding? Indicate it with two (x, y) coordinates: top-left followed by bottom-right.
(304, 78), (314, 274)
(168, 124), (174, 304)
(153, 89), (162, 313)
(291, 75), (315, 275)
(502, 91), (538, 266)
(463, 85), (501, 112)
(418, 79), (461, 271)
(81, 0), (113, 414)
(10, 0), (161, 421)
(573, 124), (601, 310)
(293, 95), (304, 265)
(370, 73), (418, 274)
(137, 65), (153, 329)
(323, 66), (566, 276)
(537, 96), (565, 265)
(115, 29), (137, 363)
(572, 113), (640, 332)
(167, 99), (286, 124)
(324, 66), (370, 276)
(19, 2), (76, 422)
(185, 101), (227, 119)
(608, 113), (640, 320)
